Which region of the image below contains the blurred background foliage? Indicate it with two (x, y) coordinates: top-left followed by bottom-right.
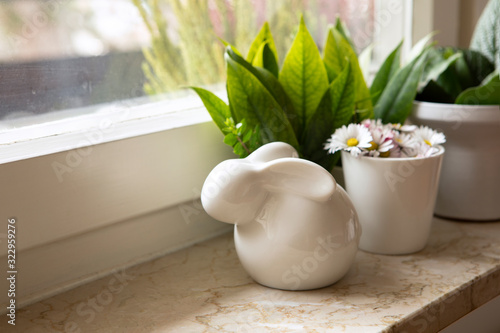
(131, 0), (374, 95)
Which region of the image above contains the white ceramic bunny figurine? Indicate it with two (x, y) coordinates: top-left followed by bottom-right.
(201, 142), (361, 290)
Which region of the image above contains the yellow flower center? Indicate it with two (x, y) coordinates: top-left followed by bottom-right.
(380, 151), (391, 158)
(368, 141), (379, 151)
(424, 139), (432, 146)
(347, 138), (359, 147)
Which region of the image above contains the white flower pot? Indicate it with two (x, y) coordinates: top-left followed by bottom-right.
(411, 101), (500, 221)
(341, 147), (444, 254)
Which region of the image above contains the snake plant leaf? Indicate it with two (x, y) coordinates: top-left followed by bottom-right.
(417, 47), (495, 103)
(323, 28), (373, 121)
(225, 47), (299, 136)
(335, 16), (356, 54)
(417, 80), (455, 103)
(323, 29), (345, 82)
(302, 63), (354, 170)
(435, 67), (463, 100)
(470, 0), (500, 69)
(254, 67), (300, 137)
(252, 42), (279, 78)
(246, 21), (278, 64)
(455, 71), (500, 105)
(217, 37), (243, 57)
(406, 31), (437, 64)
(225, 55), (299, 149)
(190, 87), (230, 131)
(453, 50), (475, 89)
(458, 49), (495, 86)
(420, 49), (463, 100)
(280, 17), (329, 130)
(370, 41), (402, 105)
(375, 49), (429, 124)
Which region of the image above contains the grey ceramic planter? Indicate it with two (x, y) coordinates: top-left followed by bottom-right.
(410, 101), (500, 221)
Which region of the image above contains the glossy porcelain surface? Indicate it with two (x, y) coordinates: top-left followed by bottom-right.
(411, 101), (500, 221)
(201, 142), (361, 290)
(342, 147), (444, 255)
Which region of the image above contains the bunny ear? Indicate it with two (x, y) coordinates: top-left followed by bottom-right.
(261, 158), (336, 202)
(247, 142), (298, 163)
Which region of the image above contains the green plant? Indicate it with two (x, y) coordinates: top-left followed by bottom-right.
(471, 0), (500, 69)
(417, 0), (500, 105)
(192, 18), (427, 170)
(416, 46), (499, 104)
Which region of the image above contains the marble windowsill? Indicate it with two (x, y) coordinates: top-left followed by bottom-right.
(3, 217), (500, 333)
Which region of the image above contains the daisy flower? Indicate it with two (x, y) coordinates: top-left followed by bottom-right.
(413, 126), (446, 147)
(391, 123), (417, 132)
(324, 124), (373, 157)
(325, 121), (444, 159)
(361, 119), (392, 132)
(414, 142), (439, 158)
(366, 126), (394, 157)
(394, 131), (419, 157)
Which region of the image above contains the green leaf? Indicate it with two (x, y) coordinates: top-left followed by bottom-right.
(455, 71), (500, 105)
(331, 65), (356, 129)
(279, 17), (329, 131)
(375, 49), (429, 124)
(370, 41), (402, 105)
(254, 67), (300, 136)
(248, 124), (261, 151)
(252, 42), (279, 78)
(217, 37), (243, 57)
(406, 31), (436, 64)
(302, 63), (354, 170)
(418, 47), (495, 103)
(470, 0), (500, 69)
(190, 87), (230, 131)
(420, 49), (462, 91)
(417, 79), (455, 103)
(335, 17), (356, 54)
(225, 48), (300, 136)
(226, 55), (299, 149)
(453, 50), (475, 89)
(242, 128), (253, 142)
(233, 142), (247, 157)
(224, 133), (238, 146)
(435, 67), (463, 100)
(458, 49), (495, 87)
(246, 22), (278, 64)
(323, 29), (346, 82)
(323, 28), (373, 120)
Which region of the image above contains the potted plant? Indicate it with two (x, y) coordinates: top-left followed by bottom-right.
(325, 120), (445, 254)
(410, 0), (500, 221)
(192, 17), (428, 173)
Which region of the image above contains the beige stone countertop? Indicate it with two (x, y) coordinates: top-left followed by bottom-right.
(3, 217), (500, 333)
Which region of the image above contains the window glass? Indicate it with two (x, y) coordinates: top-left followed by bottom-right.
(0, 0), (404, 129)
